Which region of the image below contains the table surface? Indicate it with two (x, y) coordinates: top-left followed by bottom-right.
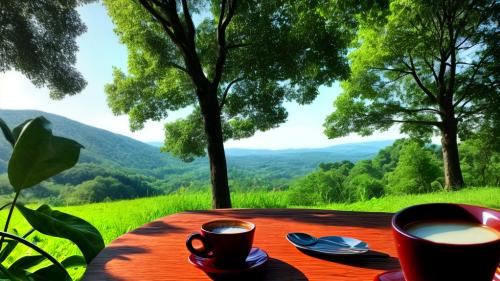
(83, 209), (401, 281)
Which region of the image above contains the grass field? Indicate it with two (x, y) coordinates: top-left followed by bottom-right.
(0, 187), (498, 280)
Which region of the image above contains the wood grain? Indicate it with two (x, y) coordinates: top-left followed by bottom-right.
(83, 209), (400, 280)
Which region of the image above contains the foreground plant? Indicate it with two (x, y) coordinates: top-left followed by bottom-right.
(0, 116), (104, 280)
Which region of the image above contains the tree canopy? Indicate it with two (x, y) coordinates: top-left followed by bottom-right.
(324, 0), (499, 189)
(103, 0), (361, 207)
(386, 141), (442, 194)
(104, 0), (352, 158)
(0, 0), (94, 98)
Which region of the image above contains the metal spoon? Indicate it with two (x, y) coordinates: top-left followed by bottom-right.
(287, 232), (350, 247)
(286, 232), (369, 253)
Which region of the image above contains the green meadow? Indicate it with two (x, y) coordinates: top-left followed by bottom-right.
(0, 187), (498, 280)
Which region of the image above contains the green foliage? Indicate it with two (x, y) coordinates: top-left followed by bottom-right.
(313, 187), (500, 212)
(62, 176), (160, 204)
(162, 110), (206, 162)
(0, 0), (94, 98)
(287, 138), (453, 204)
(325, 0), (499, 139)
(460, 123), (500, 186)
(16, 204), (104, 264)
(288, 170), (346, 205)
(347, 160), (382, 179)
(0, 116), (103, 280)
(8, 117), (83, 192)
(372, 139), (407, 173)
(324, 0), (500, 188)
(318, 160), (354, 176)
(386, 141), (442, 194)
(345, 174), (384, 201)
(103, 0), (353, 160)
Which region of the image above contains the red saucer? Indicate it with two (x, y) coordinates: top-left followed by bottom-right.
(374, 270), (500, 281)
(188, 247), (268, 275)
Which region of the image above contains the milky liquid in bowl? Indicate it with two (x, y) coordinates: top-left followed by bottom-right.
(210, 226), (249, 234)
(405, 220), (500, 244)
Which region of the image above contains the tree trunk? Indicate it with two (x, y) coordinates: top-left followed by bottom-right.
(198, 88), (232, 208)
(440, 116), (464, 190)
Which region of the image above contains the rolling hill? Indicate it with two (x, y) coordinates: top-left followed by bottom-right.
(0, 109), (393, 190)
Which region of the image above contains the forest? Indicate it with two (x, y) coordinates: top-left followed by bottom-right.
(0, 131), (497, 206)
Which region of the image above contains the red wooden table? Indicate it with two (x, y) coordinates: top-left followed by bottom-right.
(83, 209), (401, 280)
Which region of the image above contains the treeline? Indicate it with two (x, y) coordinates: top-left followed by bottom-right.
(0, 163), (293, 205)
(0, 164), (163, 205)
(0, 134), (497, 206)
(288, 135), (500, 205)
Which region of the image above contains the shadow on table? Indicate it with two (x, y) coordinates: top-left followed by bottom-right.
(206, 258), (308, 281)
(82, 246), (149, 281)
(186, 209), (393, 229)
(129, 221), (187, 236)
(298, 249), (400, 270)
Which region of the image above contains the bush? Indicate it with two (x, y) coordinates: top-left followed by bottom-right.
(386, 141), (441, 194)
(288, 170), (346, 205)
(345, 174), (384, 201)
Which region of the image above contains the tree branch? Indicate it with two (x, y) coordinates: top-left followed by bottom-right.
(453, 53), (489, 107)
(400, 107), (442, 115)
(220, 0), (236, 32)
(376, 72), (410, 88)
(213, 0), (237, 87)
(423, 56), (439, 83)
(404, 54), (438, 103)
(218, 0), (227, 32)
(169, 62), (188, 73)
(371, 67), (412, 74)
(227, 42), (252, 50)
(162, 0), (189, 48)
(138, 0), (177, 42)
(181, 0), (196, 44)
(219, 77), (244, 110)
(385, 119), (442, 127)
(457, 104), (491, 119)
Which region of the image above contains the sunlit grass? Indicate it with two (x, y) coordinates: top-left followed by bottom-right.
(310, 187), (500, 212)
(0, 187), (498, 280)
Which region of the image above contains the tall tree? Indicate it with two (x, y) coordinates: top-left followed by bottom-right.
(385, 141), (442, 194)
(0, 0), (93, 98)
(460, 118), (500, 186)
(324, 0), (499, 189)
(103, 0), (354, 208)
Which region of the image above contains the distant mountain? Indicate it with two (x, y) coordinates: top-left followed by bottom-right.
(147, 141), (163, 147)
(148, 139), (393, 157)
(0, 109), (183, 172)
(223, 140), (393, 156)
(1, 109), (394, 189)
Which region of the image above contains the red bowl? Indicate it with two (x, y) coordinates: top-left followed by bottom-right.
(392, 203), (500, 281)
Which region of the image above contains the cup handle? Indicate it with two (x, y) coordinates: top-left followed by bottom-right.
(186, 233), (213, 258)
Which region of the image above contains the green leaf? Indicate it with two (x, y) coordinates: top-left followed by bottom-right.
(61, 255), (86, 268)
(29, 264), (71, 281)
(0, 264), (28, 281)
(0, 118), (15, 147)
(8, 116), (83, 191)
(16, 204), (104, 264)
(0, 240), (18, 263)
(9, 255), (45, 272)
(11, 119), (32, 142)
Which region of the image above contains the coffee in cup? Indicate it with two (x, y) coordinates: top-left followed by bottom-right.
(186, 219), (255, 267)
(392, 203), (500, 281)
(405, 220), (499, 244)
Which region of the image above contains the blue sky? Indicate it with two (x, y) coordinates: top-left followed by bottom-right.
(0, 3), (403, 149)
